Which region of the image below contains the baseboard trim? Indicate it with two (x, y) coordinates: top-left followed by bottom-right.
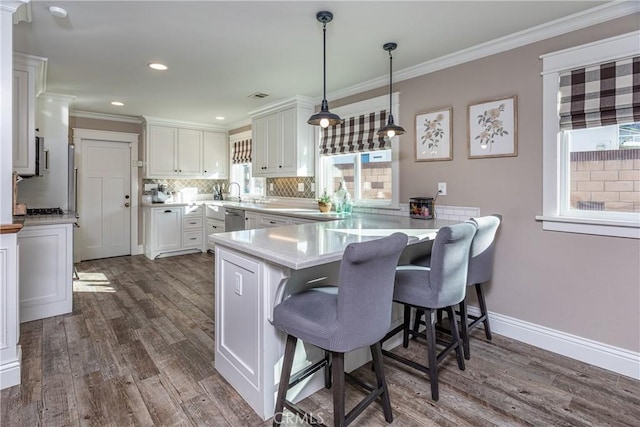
(0, 346), (21, 390)
(467, 306), (640, 380)
(132, 244), (144, 256)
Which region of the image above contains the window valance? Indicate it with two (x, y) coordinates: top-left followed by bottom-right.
(320, 110), (389, 156)
(232, 139), (251, 164)
(559, 56), (639, 130)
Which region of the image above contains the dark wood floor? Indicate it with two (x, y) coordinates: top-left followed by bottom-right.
(2, 252), (638, 426)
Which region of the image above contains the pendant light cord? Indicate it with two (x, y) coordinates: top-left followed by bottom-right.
(388, 49), (393, 116)
(323, 21), (327, 102)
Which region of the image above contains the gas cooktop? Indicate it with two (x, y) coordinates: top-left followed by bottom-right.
(27, 207), (65, 216)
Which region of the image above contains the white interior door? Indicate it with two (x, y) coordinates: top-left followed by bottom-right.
(81, 140), (131, 260)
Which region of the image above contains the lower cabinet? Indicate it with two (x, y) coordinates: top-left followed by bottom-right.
(0, 233), (20, 389)
(244, 211), (294, 230)
(205, 218), (225, 252)
(18, 223), (73, 323)
(144, 205), (205, 259)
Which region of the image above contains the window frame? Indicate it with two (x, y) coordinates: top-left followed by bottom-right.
(538, 31), (640, 239)
(315, 93), (401, 208)
(228, 130), (265, 199)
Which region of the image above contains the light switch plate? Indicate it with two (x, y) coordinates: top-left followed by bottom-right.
(297, 182), (305, 192)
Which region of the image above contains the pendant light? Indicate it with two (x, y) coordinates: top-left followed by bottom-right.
(377, 42), (405, 138)
(307, 11), (342, 128)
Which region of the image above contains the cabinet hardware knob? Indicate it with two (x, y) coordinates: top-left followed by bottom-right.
(125, 202), (130, 208)
(125, 195), (130, 199)
(164, 210), (172, 213)
(279, 165), (282, 168)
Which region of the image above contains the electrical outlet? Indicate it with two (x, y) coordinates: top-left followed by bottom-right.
(310, 182), (316, 192)
(269, 183), (274, 191)
(438, 182), (447, 196)
(298, 182), (305, 192)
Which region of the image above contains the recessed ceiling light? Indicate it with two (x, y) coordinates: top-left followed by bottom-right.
(48, 6), (67, 18)
(215, 116), (225, 120)
(111, 101), (124, 106)
(148, 62), (168, 71)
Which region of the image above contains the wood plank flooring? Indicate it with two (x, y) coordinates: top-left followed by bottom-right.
(2, 252), (638, 426)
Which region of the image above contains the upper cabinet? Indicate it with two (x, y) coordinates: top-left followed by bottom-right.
(13, 53), (47, 176)
(143, 117), (227, 179)
(250, 96), (315, 178)
(203, 131), (228, 179)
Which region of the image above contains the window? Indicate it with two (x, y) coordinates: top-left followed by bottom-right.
(229, 132), (264, 198)
(316, 94), (400, 207)
(540, 31), (639, 238)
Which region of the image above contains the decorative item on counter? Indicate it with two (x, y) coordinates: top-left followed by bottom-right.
(410, 197), (434, 219)
(317, 188), (333, 213)
(343, 192), (353, 214)
(142, 192), (153, 204)
(333, 180), (347, 213)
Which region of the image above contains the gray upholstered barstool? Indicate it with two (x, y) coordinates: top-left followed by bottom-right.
(412, 215), (502, 360)
(272, 232), (408, 427)
(380, 222), (476, 401)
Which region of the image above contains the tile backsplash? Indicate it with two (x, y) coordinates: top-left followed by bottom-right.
(142, 178), (226, 195)
(266, 177), (315, 199)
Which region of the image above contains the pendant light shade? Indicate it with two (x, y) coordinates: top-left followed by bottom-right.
(308, 11), (342, 128)
(377, 42), (405, 138)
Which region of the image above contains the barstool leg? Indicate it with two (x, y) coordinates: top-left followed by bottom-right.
(424, 308), (439, 401)
(332, 352), (346, 427)
(370, 343), (393, 422)
(412, 309), (424, 339)
(475, 283), (492, 340)
(447, 306), (465, 371)
(274, 334), (297, 426)
(403, 305), (411, 348)
(324, 351), (332, 389)
(459, 299), (470, 360)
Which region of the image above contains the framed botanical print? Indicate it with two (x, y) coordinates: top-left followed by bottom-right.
(415, 107), (453, 161)
(468, 96), (517, 158)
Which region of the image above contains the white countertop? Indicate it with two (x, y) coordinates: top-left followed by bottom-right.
(210, 215), (460, 270)
(19, 213), (78, 227)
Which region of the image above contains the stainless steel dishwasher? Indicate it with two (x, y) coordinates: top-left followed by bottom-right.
(224, 208), (246, 232)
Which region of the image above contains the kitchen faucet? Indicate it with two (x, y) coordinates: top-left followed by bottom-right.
(229, 182), (242, 202)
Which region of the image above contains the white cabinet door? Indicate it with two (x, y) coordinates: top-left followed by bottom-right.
(278, 106), (297, 174)
(148, 125), (178, 177)
(177, 128), (203, 176)
(203, 131), (228, 179)
(252, 114), (277, 176)
(245, 211), (260, 230)
(153, 208), (182, 252)
(18, 224), (73, 323)
(12, 68), (34, 175)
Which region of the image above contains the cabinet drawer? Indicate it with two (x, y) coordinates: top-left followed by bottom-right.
(184, 205), (203, 217)
(183, 230), (203, 248)
(257, 214), (291, 228)
(183, 216), (203, 230)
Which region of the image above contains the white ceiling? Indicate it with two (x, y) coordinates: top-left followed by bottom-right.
(13, 1), (614, 128)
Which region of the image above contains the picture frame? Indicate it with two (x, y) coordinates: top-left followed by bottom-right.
(468, 96), (517, 158)
(415, 107), (453, 161)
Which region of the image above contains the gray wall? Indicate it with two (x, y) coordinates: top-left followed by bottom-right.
(334, 14), (640, 352)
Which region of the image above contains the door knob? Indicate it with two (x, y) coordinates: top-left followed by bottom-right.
(125, 195), (130, 199)
(124, 202), (130, 208)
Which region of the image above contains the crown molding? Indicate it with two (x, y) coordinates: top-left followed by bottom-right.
(140, 115), (227, 131)
(228, 117), (252, 132)
(327, 1), (640, 102)
(71, 110), (142, 124)
(40, 92), (75, 104)
(0, 0), (28, 14)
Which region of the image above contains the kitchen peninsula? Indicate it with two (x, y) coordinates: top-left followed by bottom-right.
(210, 215), (459, 419)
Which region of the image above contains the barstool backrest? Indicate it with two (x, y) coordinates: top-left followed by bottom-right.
(426, 223), (477, 307)
(466, 215), (502, 286)
(335, 232), (408, 352)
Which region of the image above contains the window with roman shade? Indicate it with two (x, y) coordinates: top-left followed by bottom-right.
(319, 110), (388, 155)
(559, 56), (639, 130)
(231, 139), (252, 164)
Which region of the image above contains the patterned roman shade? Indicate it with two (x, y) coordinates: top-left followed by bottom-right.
(232, 139), (251, 164)
(559, 56), (640, 130)
(320, 110), (388, 156)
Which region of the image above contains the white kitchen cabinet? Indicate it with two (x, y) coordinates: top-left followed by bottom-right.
(250, 97), (315, 178)
(18, 223), (73, 323)
(177, 128), (203, 176)
(256, 213), (291, 228)
(147, 125), (179, 177)
(13, 53), (46, 176)
(144, 118), (227, 179)
(0, 233), (20, 389)
(203, 131), (228, 179)
(205, 218), (225, 252)
(144, 205), (206, 259)
(244, 211), (260, 230)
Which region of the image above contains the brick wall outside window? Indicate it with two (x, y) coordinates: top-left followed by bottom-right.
(570, 149), (640, 212)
